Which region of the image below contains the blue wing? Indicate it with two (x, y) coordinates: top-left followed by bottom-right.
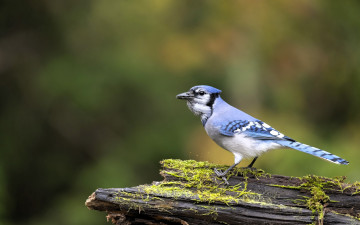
(219, 120), (348, 165)
(219, 120), (294, 141)
(219, 120), (249, 136)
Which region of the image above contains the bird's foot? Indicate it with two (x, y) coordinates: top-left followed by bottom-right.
(214, 168), (226, 177)
(214, 168), (229, 185)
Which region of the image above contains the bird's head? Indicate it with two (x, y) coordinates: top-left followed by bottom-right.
(176, 85), (222, 121)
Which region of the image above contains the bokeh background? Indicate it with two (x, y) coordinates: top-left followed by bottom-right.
(1, 1), (360, 224)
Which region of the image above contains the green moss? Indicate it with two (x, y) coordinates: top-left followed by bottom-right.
(299, 175), (343, 223)
(270, 175), (354, 224)
(161, 158), (270, 185)
(111, 159), (265, 217)
(351, 181), (360, 195)
(138, 158), (304, 218)
(160, 159), (225, 185)
(114, 191), (146, 212)
(154, 159), (272, 205)
(112, 159), (359, 222)
(268, 184), (301, 190)
(143, 185), (196, 200)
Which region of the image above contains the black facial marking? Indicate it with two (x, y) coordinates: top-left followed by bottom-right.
(206, 93), (218, 107)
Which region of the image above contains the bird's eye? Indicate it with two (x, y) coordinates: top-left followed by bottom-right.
(198, 91), (205, 96)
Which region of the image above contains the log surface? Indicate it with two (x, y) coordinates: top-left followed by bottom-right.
(85, 159), (360, 225)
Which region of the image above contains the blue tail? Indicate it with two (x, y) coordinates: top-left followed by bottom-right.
(275, 140), (349, 165)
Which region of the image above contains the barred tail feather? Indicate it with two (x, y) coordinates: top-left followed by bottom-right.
(276, 140), (349, 165)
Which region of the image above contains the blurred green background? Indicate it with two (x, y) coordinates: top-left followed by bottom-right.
(1, 0), (360, 224)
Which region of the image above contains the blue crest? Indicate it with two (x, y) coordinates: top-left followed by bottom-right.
(191, 85), (222, 94)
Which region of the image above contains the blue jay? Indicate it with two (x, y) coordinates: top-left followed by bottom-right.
(176, 85), (349, 184)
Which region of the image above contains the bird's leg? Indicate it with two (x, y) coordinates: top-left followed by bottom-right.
(214, 163), (238, 177)
(214, 153), (242, 185)
(246, 156), (258, 168)
(214, 163), (238, 185)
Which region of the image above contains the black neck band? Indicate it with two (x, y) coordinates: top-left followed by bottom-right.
(206, 93), (218, 108)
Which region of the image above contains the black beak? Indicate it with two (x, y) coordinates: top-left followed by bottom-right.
(176, 91), (193, 100)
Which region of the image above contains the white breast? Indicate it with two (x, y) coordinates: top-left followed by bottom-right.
(210, 132), (281, 159)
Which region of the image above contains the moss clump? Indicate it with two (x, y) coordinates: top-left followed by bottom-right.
(143, 159), (271, 206)
(160, 159), (220, 187)
(271, 175), (353, 224)
(111, 158), (279, 219)
(161, 158), (270, 185)
(350, 181), (360, 195)
(306, 186), (329, 224)
(299, 175), (345, 223)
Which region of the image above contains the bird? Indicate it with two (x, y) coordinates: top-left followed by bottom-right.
(176, 85), (349, 184)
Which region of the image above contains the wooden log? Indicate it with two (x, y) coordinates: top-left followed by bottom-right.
(85, 159), (360, 225)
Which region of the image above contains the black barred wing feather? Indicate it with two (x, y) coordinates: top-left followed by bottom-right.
(219, 120), (294, 141)
(219, 120), (348, 165)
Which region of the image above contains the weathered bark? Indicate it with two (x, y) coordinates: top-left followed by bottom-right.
(85, 159), (360, 225)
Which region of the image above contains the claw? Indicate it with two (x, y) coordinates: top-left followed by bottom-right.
(214, 168), (225, 177)
(221, 176), (229, 185)
(214, 168), (229, 185)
